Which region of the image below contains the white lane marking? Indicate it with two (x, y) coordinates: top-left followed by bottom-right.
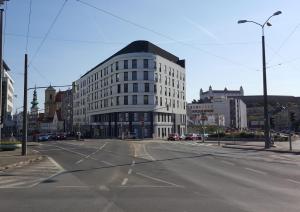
(0, 178), (21, 185)
(99, 185), (110, 191)
(128, 169), (132, 175)
(75, 143), (107, 164)
(46, 144), (109, 165)
(119, 185), (177, 188)
(121, 178), (128, 186)
(101, 160), (114, 166)
(56, 185), (89, 188)
(48, 157), (65, 171)
(220, 160), (235, 166)
(131, 160), (135, 166)
(286, 179), (300, 185)
(245, 168), (267, 175)
(136, 172), (183, 188)
(75, 159), (84, 164)
(143, 145), (155, 161)
(0, 180), (35, 188)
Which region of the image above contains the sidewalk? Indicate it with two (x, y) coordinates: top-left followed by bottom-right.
(222, 140), (300, 154)
(0, 143), (43, 171)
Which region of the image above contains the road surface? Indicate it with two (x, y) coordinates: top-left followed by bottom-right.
(1, 139), (300, 212)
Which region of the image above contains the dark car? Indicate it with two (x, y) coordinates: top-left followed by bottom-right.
(38, 134), (50, 142)
(56, 133), (67, 140)
(168, 133), (180, 141)
(126, 132), (137, 139)
(185, 133), (197, 141)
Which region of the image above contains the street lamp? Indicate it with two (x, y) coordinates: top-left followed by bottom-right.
(238, 11), (282, 149)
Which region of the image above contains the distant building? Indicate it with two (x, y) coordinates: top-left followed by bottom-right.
(61, 89), (73, 133)
(28, 88), (39, 137)
(200, 86), (244, 100)
(187, 96), (247, 130)
(241, 95), (300, 130)
(39, 86), (65, 133)
(2, 61), (14, 137)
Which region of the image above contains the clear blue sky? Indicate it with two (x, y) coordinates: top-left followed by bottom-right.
(4, 0), (300, 111)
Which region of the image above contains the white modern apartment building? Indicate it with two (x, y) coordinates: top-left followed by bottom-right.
(73, 40), (186, 139)
(3, 67), (14, 116)
(1, 61), (14, 137)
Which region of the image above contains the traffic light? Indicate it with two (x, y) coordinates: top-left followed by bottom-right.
(270, 117), (275, 129)
(290, 112), (296, 123)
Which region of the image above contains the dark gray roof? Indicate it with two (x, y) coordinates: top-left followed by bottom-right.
(81, 40), (185, 78)
(3, 61), (10, 71)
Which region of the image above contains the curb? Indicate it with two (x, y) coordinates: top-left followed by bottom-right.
(222, 145), (300, 155)
(0, 155), (45, 171)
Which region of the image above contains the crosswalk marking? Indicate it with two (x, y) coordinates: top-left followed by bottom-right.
(0, 157), (63, 189)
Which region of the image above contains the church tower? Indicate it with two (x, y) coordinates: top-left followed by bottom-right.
(31, 87), (39, 114)
(44, 85), (56, 118)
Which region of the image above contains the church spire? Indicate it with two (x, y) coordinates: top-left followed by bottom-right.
(31, 86), (39, 110)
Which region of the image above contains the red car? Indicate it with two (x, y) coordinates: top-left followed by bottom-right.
(168, 133), (180, 141)
(185, 133), (197, 141)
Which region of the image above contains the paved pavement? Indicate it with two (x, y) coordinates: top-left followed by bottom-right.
(0, 145), (42, 171)
(0, 139), (300, 212)
(222, 139), (300, 154)
(0, 156), (64, 188)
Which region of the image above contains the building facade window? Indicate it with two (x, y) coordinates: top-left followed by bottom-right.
(116, 73), (119, 82)
(116, 61), (119, 70)
(132, 71), (137, 80)
(132, 95), (137, 105)
(133, 83), (138, 92)
(124, 83), (128, 93)
(124, 96), (128, 105)
(124, 72), (128, 81)
(116, 96), (120, 105)
(132, 59), (137, 69)
(144, 95), (149, 105)
(143, 59), (148, 68)
(124, 60), (128, 69)
(144, 71), (148, 80)
(144, 83), (149, 92)
(117, 84), (121, 93)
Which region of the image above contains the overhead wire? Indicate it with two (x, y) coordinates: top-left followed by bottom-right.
(25, 0), (32, 53)
(75, 0), (257, 72)
(29, 0), (68, 65)
(5, 32), (261, 47)
(3, 0), (7, 55)
(268, 22), (300, 64)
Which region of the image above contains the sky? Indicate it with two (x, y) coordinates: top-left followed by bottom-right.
(4, 0), (300, 112)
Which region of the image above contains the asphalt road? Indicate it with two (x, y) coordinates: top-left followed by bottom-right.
(1, 139), (300, 212)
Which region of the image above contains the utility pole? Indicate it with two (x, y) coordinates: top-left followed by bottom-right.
(238, 11), (282, 149)
(22, 54), (28, 156)
(0, 8), (4, 142)
(261, 33), (271, 149)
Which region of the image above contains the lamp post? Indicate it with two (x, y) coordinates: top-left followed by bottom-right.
(238, 11), (282, 149)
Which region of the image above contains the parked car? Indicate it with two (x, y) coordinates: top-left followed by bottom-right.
(47, 133), (56, 140)
(168, 133), (180, 141)
(196, 134), (202, 140)
(38, 134), (50, 141)
(179, 134), (186, 140)
(185, 133), (197, 140)
(56, 133), (67, 140)
(126, 132), (137, 139)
